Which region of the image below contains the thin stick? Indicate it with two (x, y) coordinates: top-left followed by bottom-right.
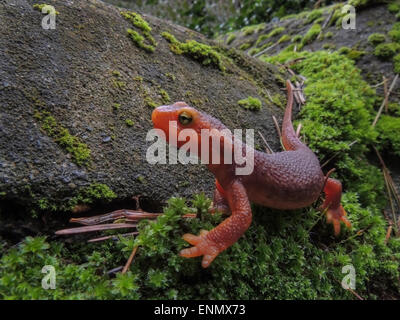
(258, 131), (274, 154)
(272, 115), (282, 139)
(70, 209), (162, 226)
(88, 232), (138, 243)
(55, 223), (137, 235)
(372, 74), (398, 127)
(122, 246), (138, 274)
(296, 123), (302, 137)
(253, 42), (278, 58)
(385, 225), (393, 244)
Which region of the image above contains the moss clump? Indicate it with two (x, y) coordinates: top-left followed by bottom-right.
(68, 183), (116, 209)
(267, 27), (285, 38)
(368, 33), (386, 46)
(302, 24), (321, 45)
(325, 31), (334, 39)
(145, 97), (157, 108)
(394, 53), (400, 73)
(121, 11), (156, 53)
(388, 3), (400, 13)
(238, 96), (262, 111)
(322, 43), (336, 50)
(306, 9), (323, 24)
(278, 34), (291, 44)
(374, 42), (400, 60)
(159, 89), (170, 103)
(239, 42), (252, 50)
(388, 22), (400, 42)
(292, 35), (302, 43)
(338, 46), (365, 61)
(113, 103), (121, 110)
(226, 33), (236, 45)
(125, 119), (134, 127)
(376, 115), (400, 156)
(33, 4), (59, 15)
(34, 111), (90, 166)
(126, 29), (155, 53)
(161, 32), (225, 72)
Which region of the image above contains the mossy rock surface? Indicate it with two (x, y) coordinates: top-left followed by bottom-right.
(0, 0), (286, 213)
(221, 3), (400, 100)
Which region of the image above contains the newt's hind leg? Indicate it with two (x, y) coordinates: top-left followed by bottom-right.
(321, 178), (351, 236)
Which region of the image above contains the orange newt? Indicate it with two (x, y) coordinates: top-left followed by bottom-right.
(151, 80), (351, 268)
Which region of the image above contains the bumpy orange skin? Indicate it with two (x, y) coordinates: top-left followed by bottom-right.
(151, 81), (351, 268)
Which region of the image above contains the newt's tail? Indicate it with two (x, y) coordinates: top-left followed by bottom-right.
(321, 178), (351, 235)
(281, 80), (306, 151)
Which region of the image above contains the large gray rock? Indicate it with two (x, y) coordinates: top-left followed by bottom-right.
(0, 0), (285, 213)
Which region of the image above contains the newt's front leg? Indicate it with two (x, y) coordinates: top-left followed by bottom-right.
(180, 180), (252, 268)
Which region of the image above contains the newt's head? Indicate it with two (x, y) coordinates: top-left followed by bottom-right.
(152, 102), (227, 149)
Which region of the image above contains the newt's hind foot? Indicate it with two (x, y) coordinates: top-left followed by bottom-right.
(179, 230), (221, 268)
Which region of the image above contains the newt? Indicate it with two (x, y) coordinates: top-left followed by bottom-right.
(151, 80), (351, 268)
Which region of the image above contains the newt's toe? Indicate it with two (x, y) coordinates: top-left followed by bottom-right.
(179, 231), (220, 268)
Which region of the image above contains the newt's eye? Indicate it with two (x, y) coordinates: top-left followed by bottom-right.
(178, 111), (193, 125)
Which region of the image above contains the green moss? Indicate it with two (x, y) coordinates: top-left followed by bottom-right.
(33, 3), (59, 15)
(238, 96), (262, 111)
(159, 89), (170, 103)
(161, 32), (225, 72)
(388, 3), (400, 13)
(291, 35), (303, 43)
(34, 111), (90, 166)
(121, 11), (156, 53)
(112, 70), (121, 77)
(165, 73), (175, 81)
(394, 53), (400, 73)
(376, 115), (400, 156)
(322, 43), (336, 50)
(239, 42), (252, 50)
(368, 33), (386, 46)
(113, 103), (121, 110)
(271, 93), (284, 108)
(125, 119), (134, 127)
(278, 34), (291, 44)
(268, 27), (285, 38)
(374, 42), (400, 60)
(145, 97), (157, 108)
(338, 46), (365, 61)
(226, 33), (236, 45)
(306, 9), (323, 24)
(302, 24), (321, 45)
(388, 22), (400, 42)
(68, 183), (117, 209)
(325, 31), (334, 39)
(121, 11), (152, 33)
(126, 29), (155, 53)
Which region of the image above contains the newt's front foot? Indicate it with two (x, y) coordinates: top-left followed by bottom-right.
(179, 230), (221, 268)
(323, 203), (351, 236)
(322, 178), (351, 236)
